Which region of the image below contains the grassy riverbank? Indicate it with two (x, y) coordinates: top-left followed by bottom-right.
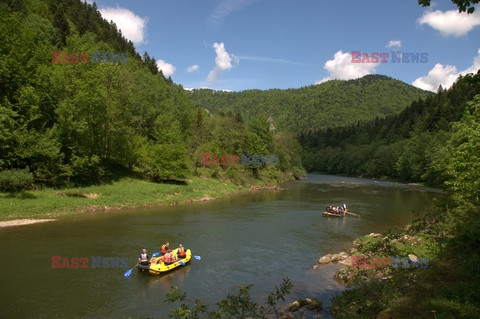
(0, 174), (290, 220)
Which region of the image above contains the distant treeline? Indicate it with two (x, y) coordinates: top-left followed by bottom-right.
(0, 0), (303, 191)
(187, 75), (432, 133)
(300, 72), (480, 187)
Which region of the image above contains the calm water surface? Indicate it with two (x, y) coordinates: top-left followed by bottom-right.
(0, 174), (441, 318)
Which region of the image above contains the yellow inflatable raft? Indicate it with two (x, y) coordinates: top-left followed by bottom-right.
(137, 248), (191, 275)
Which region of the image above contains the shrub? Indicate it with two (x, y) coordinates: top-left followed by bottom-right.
(0, 169), (34, 192)
(70, 155), (104, 186)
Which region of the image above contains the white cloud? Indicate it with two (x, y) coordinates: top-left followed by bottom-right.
(207, 42), (238, 83)
(315, 50), (377, 84)
(386, 40), (402, 48)
(412, 49), (480, 91)
(412, 64), (459, 91)
(208, 0), (254, 30)
(417, 9), (480, 37)
(156, 60), (176, 77)
(187, 65), (200, 73)
(99, 7), (147, 44)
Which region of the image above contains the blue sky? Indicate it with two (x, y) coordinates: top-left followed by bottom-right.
(91, 0), (480, 92)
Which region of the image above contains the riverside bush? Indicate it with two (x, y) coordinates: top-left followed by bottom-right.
(0, 169), (34, 192)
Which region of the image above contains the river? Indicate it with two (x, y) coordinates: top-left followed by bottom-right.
(0, 174), (441, 318)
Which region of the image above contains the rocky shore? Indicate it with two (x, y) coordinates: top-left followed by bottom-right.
(279, 298), (323, 319)
(313, 231), (426, 286)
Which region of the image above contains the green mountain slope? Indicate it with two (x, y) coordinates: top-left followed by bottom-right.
(299, 72), (480, 185)
(187, 75), (432, 132)
(0, 0), (304, 189)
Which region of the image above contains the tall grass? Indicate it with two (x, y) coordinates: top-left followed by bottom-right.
(0, 177), (250, 218)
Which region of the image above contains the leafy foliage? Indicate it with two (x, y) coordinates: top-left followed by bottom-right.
(165, 278), (294, 319)
(0, 169), (34, 192)
(443, 94), (480, 204)
(0, 0), (304, 188)
(300, 72), (480, 186)
(187, 75), (432, 133)
(418, 0), (479, 13)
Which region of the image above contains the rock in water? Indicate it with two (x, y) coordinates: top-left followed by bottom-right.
(305, 299), (323, 312)
(318, 252), (349, 264)
(286, 301), (301, 312)
(365, 233), (381, 238)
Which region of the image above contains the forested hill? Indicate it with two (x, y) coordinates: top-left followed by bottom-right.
(0, 0), (304, 190)
(300, 71), (480, 186)
(187, 75), (432, 132)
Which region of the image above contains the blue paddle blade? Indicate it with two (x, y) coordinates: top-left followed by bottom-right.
(124, 269), (132, 278)
(152, 252), (160, 257)
(194, 255), (201, 260)
(179, 261), (186, 266)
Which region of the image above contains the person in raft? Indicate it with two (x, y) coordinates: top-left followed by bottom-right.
(161, 242), (170, 255)
(162, 250), (174, 265)
(138, 249), (150, 265)
(177, 244), (186, 259)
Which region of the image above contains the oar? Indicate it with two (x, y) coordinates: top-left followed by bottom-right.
(125, 252), (160, 277)
(194, 255), (201, 260)
(345, 211), (360, 217)
(124, 262), (138, 278)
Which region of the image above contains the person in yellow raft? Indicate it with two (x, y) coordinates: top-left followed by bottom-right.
(161, 250), (174, 265)
(177, 244), (186, 259)
(161, 242), (169, 255)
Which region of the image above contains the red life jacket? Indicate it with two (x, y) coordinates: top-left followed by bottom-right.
(178, 247), (186, 257)
(161, 244), (168, 254)
(163, 253), (173, 263)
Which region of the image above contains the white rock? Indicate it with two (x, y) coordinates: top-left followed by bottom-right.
(408, 254), (419, 263)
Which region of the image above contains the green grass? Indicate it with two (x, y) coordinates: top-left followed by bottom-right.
(0, 176), (251, 219)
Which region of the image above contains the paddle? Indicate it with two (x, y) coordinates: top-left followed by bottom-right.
(179, 261), (186, 266)
(194, 255), (201, 260)
(124, 263), (138, 278)
(345, 211), (360, 217)
(125, 252), (160, 277)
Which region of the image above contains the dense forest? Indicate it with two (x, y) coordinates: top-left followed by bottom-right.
(0, 0), (304, 191)
(187, 75), (432, 132)
(323, 73), (480, 318)
(300, 72), (480, 186)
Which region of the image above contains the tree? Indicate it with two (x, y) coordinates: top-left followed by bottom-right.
(142, 51), (159, 75)
(444, 94), (480, 204)
(418, 0), (479, 13)
(165, 278), (294, 319)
